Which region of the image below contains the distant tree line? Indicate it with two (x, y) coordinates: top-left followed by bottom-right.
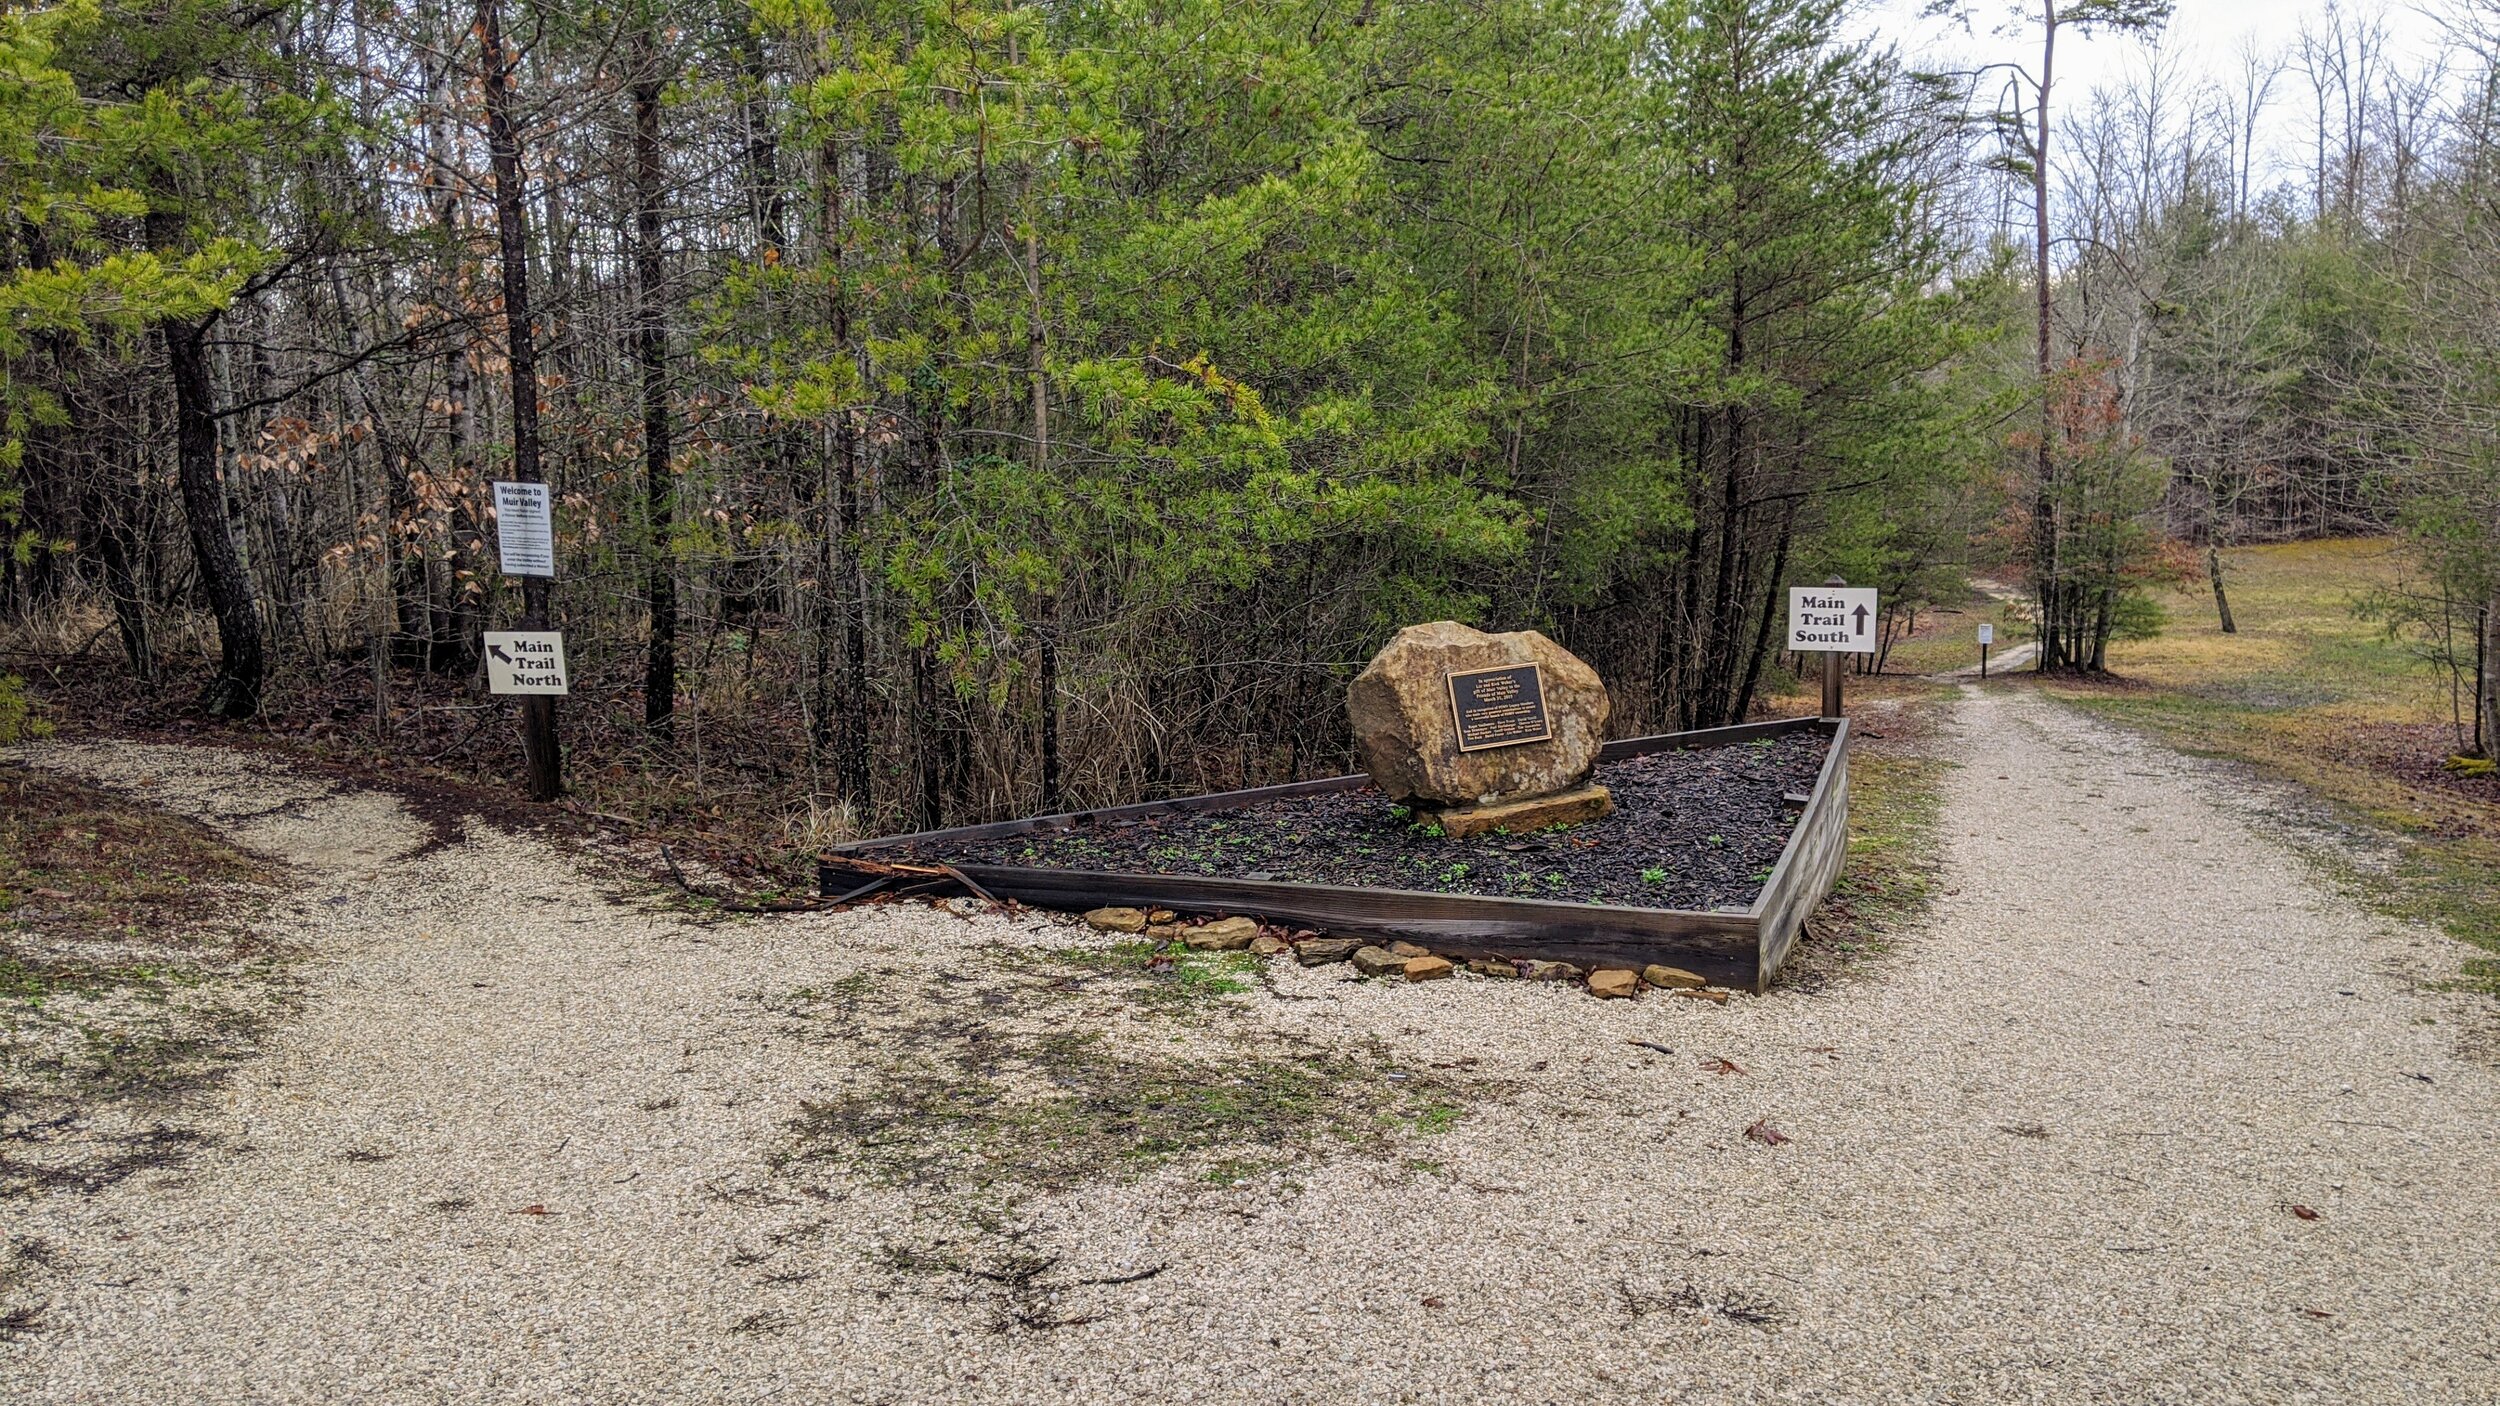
(2002, 0), (2500, 746)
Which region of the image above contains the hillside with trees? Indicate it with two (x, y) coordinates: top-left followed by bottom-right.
(2, 0), (2494, 835)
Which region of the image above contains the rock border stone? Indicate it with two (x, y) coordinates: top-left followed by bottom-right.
(1073, 907), (1730, 1001)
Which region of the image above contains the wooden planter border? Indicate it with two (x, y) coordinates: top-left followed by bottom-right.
(822, 716), (1852, 992)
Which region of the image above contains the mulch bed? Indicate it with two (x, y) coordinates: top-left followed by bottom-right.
(874, 732), (1831, 911)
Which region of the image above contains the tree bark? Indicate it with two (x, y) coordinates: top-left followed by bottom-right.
(1026, 191), (1060, 811)
(820, 135), (872, 814)
(632, 23), (675, 740)
(2475, 607), (2489, 759)
(167, 317), (265, 718)
(2207, 541), (2237, 635)
(426, 3), (481, 674)
(478, 0), (562, 800)
(2032, 0), (2062, 673)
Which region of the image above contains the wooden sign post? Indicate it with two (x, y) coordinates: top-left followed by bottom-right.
(480, 0), (561, 803)
(1978, 621), (1994, 679)
(1787, 576), (1878, 719)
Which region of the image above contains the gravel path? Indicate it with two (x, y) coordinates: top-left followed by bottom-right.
(6, 689), (2498, 1404)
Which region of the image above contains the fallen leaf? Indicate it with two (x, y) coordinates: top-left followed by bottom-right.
(1421, 1295), (1444, 1308)
(2288, 1204), (2320, 1221)
(508, 1203), (558, 1216)
(2299, 1307), (2335, 1319)
(1744, 1119), (1789, 1147)
(32, 887), (74, 901)
(1701, 1057), (1746, 1076)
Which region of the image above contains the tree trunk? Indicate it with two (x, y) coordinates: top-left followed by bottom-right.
(2207, 540), (2237, 635)
(2032, 1), (2061, 672)
(1026, 191), (1060, 811)
(167, 317), (264, 718)
(1729, 510), (1794, 725)
(819, 135), (873, 814)
(2480, 600), (2500, 763)
(478, 0), (562, 800)
(90, 461), (155, 682)
(632, 25), (676, 740)
(426, 5), (481, 675)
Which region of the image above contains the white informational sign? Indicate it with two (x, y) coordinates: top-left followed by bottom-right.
(483, 631), (570, 695)
(1978, 623), (1995, 646)
(1787, 586), (1878, 654)
(492, 481), (555, 578)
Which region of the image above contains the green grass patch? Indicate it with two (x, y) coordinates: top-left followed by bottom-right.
(1776, 717), (1952, 988)
(1045, 940), (1263, 1006)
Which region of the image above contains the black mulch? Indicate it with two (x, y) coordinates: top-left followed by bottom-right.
(877, 732), (1832, 911)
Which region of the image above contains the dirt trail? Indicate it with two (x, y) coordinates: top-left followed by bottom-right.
(6, 693), (2499, 1405)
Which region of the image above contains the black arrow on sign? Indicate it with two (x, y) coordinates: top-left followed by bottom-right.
(488, 643), (514, 665)
(1851, 604), (1869, 634)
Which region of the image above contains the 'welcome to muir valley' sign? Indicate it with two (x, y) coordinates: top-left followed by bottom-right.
(1446, 662), (1553, 753)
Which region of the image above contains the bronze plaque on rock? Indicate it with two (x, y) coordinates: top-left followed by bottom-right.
(1446, 663), (1553, 752)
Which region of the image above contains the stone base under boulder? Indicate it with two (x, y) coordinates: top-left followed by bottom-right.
(1421, 783), (1614, 840)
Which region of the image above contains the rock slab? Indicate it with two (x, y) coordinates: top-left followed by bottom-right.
(1351, 945), (1407, 978)
(1295, 937), (1365, 967)
(1347, 621), (1610, 807)
(1425, 783), (1615, 840)
(1642, 964), (1707, 990)
(1183, 916), (1261, 951)
(1083, 907), (1149, 934)
(1588, 969), (1641, 999)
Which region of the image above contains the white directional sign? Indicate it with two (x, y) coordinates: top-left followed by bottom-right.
(483, 631), (569, 695)
(1788, 586), (1878, 654)
(1978, 623), (1995, 646)
(492, 481), (555, 578)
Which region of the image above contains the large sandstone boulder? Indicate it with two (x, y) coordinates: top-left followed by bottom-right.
(1347, 621), (1609, 807)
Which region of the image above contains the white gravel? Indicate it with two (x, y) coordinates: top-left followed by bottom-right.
(5, 689), (2498, 1404)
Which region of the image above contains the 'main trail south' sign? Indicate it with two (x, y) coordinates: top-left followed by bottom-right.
(1787, 587), (1878, 654)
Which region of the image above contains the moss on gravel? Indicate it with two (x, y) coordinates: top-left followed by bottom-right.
(764, 941), (1476, 1202)
(0, 763), (287, 1199)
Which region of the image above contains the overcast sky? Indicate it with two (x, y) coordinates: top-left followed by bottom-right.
(1847, 0), (2460, 182)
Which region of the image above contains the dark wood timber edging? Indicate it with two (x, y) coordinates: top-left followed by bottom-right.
(823, 716), (1853, 992)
